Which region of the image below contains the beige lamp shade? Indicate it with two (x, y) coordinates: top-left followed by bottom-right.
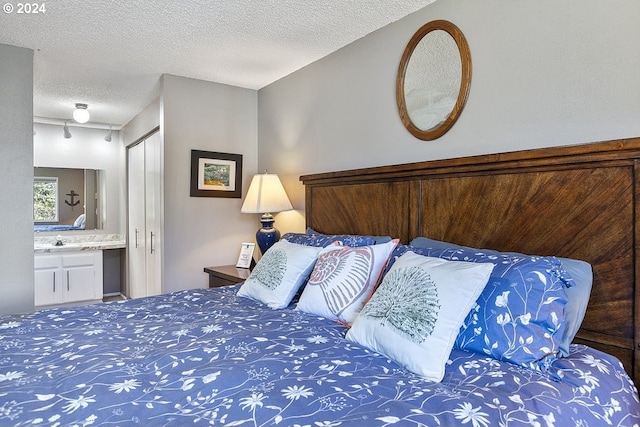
(241, 173), (293, 214)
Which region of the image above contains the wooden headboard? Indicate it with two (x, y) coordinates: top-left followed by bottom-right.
(301, 137), (640, 386)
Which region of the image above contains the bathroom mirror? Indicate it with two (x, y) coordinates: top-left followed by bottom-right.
(396, 19), (472, 140)
(34, 167), (105, 232)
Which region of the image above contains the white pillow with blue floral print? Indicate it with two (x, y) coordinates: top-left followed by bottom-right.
(346, 251), (494, 382)
(237, 240), (322, 309)
(386, 243), (572, 370)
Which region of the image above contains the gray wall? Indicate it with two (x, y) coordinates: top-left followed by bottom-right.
(161, 75), (258, 292)
(258, 0), (640, 233)
(120, 75), (259, 293)
(5, 1), (639, 310)
(121, 98), (160, 146)
(0, 44), (34, 314)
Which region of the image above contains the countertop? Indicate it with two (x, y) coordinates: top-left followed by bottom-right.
(34, 234), (126, 253)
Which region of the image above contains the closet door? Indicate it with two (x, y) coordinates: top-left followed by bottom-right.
(127, 130), (162, 299)
(127, 141), (147, 299)
(144, 132), (162, 297)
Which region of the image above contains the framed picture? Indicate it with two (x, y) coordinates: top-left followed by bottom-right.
(190, 150), (243, 198)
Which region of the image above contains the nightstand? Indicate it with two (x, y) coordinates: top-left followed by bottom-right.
(204, 265), (252, 288)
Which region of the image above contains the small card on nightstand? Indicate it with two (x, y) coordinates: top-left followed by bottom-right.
(236, 242), (255, 269)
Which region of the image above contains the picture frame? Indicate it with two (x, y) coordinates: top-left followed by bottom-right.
(236, 242), (256, 269)
(190, 150), (243, 198)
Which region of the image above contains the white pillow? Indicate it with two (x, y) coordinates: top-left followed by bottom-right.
(346, 251), (494, 382)
(74, 213), (86, 228)
(297, 239), (398, 324)
(237, 240), (322, 309)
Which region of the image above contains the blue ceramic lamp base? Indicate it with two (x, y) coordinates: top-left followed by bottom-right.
(256, 213), (281, 255)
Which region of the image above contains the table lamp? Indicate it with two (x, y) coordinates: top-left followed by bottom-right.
(241, 172), (293, 254)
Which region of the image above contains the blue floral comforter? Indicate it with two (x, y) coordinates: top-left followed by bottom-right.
(1, 286), (638, 426)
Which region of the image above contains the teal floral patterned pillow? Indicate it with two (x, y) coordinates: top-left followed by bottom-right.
(282, 231), (376, 247)
(297, 239), (398, 324)
(388, 243), (571, 371)
(306, 228), (393, 244)
(237, 240), (322, 309)
(346, 251), (494, 382)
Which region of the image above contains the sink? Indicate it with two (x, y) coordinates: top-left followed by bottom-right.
(55, 242), (82, 248)
(34, 242), (82, 250)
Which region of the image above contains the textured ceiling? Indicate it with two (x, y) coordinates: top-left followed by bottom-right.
(0, 0), (434, 127)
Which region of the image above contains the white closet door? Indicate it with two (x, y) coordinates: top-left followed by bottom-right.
(127, 142), (146, 299)
(144, 132), (162, 296)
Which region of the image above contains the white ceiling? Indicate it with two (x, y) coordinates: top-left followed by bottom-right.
(0, 1), (434, 127)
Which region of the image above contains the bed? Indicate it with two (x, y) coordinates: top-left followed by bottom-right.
(33, 224), (83, 232)
(0, 286), (637, 426)
(34, 214), (86, 232)
(2, 137), (640, 426)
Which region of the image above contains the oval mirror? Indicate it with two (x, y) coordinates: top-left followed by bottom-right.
(396, 20), (472, 140)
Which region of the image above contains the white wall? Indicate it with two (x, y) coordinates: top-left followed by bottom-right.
(0, 44), (34, 314)
(161, 75), (258, 292)
(33, 123), (125, 234)
(258, 0), (640, 233)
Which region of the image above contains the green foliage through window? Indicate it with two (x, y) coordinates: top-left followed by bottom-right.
(34, 177), (58, 222)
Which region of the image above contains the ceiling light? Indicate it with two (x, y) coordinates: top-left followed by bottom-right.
(104, 126), (113, 142)
(63, 120), (72, 139)
(72, 103), (90, 123)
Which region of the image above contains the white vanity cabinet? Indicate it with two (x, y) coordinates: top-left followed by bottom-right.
(34, 250), (103, 308)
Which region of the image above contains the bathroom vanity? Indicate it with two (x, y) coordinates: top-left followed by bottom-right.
(34, 234), (125, 308)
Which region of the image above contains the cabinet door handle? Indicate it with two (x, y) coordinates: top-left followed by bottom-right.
(150, 231), (155, 254)
(67, 270), (70, 291)
(135, 228), (139, 248)
(52, 271), (56, 292)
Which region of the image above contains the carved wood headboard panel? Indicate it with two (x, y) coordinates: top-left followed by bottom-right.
(301, 137), (640, 386)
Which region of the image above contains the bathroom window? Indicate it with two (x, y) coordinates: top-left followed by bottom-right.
(34, 177), (58, 222)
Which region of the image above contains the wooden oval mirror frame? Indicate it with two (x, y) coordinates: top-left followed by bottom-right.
(396, 20), (472, 141)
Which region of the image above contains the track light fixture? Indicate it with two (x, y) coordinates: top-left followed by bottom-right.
(73, 103), (90, 123)
(104, 126), (113, 142)
(63, 120), (72, 139)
